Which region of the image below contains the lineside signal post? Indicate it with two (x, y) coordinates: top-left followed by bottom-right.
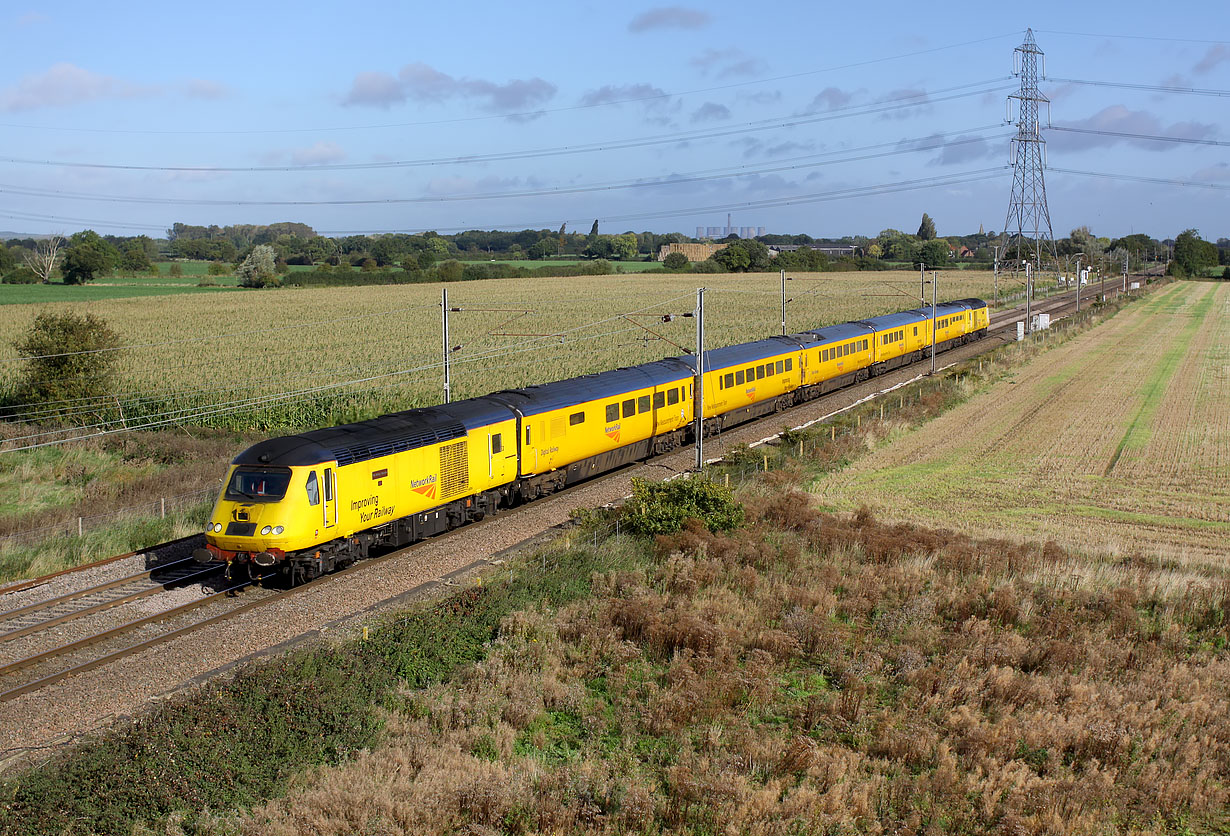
(694, 287), (705, 471)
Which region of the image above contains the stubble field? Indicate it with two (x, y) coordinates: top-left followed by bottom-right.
(811, 280), (1230, 564)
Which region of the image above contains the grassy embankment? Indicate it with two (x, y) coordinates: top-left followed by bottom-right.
(4, 279), (1229, 835)
(0, 271), (1003, 576)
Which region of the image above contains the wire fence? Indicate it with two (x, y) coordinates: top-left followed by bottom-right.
(0, 487), (215, 550)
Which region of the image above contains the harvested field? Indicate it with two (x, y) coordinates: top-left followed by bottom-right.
(812, 280), (1230, 565)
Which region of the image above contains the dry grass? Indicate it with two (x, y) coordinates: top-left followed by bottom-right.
(199, 490), (1230, 836)
(811, 281), (1230, 565)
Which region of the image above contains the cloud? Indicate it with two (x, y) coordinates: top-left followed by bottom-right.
(0, 63), (157, 111)
(1194, 44), (1230, 74)
(184, 79), (231, 100)
(578, 83), (678, 117)
(690, 102), (730, 123)
(423, 175), (528, 196)
(690, 47), (765, 78)
(737, 89), (781, 105)
(628, 6), (711, 32)
(291, 141), (346, 166)
(876, 88), (930, 120)
(732, 137), (815, 159)
(810, 87), (853, 111)
(1192, 162), (1230, 182)
(898, 133), (997, 166)
(342, 63), (557, 113)
(1053, 106), (1218, 152)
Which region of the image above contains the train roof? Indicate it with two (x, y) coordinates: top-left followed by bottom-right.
(488, 358), (694, 416)
(232, 398), (517, 468)
(678, 335), (809, 372)
(796, 322), (874, 344)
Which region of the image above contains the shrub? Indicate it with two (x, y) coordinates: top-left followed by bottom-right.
(168, 263), (183, 278)
(4, 311), (122, 421)
(662, 252), (690, 271)
(2, 266), (39, 284)
(206, 261), (228, 276)
(622, 475), (744, 536)
(236, 245), (280, 288)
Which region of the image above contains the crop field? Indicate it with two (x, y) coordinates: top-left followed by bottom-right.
(0, 269), (1002, 432)
(812, 280), (1229, 563)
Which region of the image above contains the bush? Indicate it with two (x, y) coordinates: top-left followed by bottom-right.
(662, 252), (690, 271)
(622, 475), (744, 536)
(236, 245), (280, 288)
(206, 261), (229, 276)
(4, 311), (122, 421)
(2, 266), (39, 284)
(168, 263), (183, 278)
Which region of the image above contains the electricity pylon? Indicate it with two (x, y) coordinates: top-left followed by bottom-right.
(1003, 29), (1057, 274)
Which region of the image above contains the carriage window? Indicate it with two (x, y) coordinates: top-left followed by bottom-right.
(757, 365), (765, 380)
(776, 360), (783, 374)
(667, 388), (680, 405)
(638, 395), (650, 413)
(622, 399), (635, 418)
(735, 370), (744, 385)
(324, 468), (334, 502)
(305, 471), (320, 506)
(492, 433), (503, 453)
(653, 392), (665, 409)
(569, 412), (584, 426)
(745, 367), (754, 381)
(723, 372), (734, 388)
(605, 403), (619, 422)
(785, 358), (792, 371)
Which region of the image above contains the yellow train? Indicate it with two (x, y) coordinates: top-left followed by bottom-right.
(198, 298), (988, 583)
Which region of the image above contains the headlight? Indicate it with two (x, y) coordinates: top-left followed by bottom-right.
(273, 526), (284, 535)
(212, 522), (223, 533)
(261, 525), (272, 535)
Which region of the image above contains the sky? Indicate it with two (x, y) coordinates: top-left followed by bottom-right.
(0, 0), (1226, 242)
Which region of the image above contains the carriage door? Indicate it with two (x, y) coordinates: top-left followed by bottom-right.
(323, 467), (337, 529)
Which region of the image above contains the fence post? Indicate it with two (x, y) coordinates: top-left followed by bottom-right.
(78, 517), (83, 537)
(161, 497), (166, 519)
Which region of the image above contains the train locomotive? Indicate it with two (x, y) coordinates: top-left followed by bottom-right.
(196, 298), (989, 583)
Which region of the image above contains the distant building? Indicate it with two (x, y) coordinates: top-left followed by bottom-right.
(657, 242), (727, 262)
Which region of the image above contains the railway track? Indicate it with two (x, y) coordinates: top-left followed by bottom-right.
(0, 280), (1147, 704)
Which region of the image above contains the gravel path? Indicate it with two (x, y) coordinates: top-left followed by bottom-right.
(0, 290), (1101, 770)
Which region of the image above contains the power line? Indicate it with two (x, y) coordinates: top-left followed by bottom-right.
(0, 126), (1008, 208)
(0, 81), (1012, 174)
(1052, 167), (1230, 191)
(1036, 29), (1230, 46)
(1050, 126), (1230, 147)
(1048, 77), (1230, 97)
(0, 33), (1018, 137)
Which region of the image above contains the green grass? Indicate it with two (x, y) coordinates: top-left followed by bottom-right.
(0, 281), (240, 304)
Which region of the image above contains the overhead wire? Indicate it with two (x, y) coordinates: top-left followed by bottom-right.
(1047, 77), (1230, 97)
(1049, 126), (1229, 147)
(0, 33), (1019, 137)
(0, 80), (1013, 174)
(0, 126), (1010, 208)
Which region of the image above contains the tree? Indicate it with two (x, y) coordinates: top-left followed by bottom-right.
(663, 252), (690, 270)
(589, 219), (599, 237)
(119, 241), (153, 273)
(1173, 229), (1219, 277)
(7, 311), (121, 420)
(527, 238), (557, 260)
(919, 239), (951, 268)
(713, 239), (771, 272)
(61, 230), (119, 284)
(867, 243), (883, 259)
(611, 233), (638, 260)
(235, 244), (279, 288)
(24, 234), (64, 283)
(917, 213), (937, 241)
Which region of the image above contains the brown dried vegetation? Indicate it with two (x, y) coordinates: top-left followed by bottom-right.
(228, 480), (1230, 836)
